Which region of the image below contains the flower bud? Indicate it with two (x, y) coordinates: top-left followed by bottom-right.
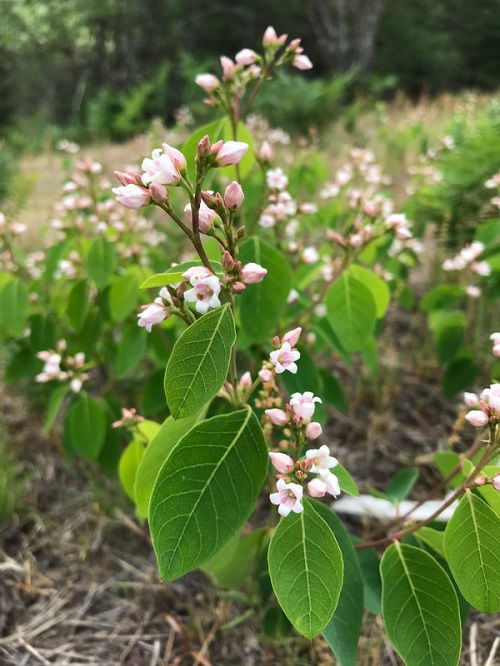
(220, 55), (237, 80)
(238, 371), (252, 388)
(307, 478), (327, 498)
(197, 135), (211, 157)
(306, 422), (322, 440)
(465, 410), (489, 427)
(150, 183), (168, 204)
(268, 451), (294, 474)
(281, 327), (301, 347)
(259, 368), (273, 383)
(236, 225), (246, 240)
(257, 140), (275, 163)
(201, 190), (217, 208)
(231, 281), (246, 293)
(195, 73), (220, 93)
(222, 251), (236, 270)
(235, 49), (258, 65)
(492, 473), (500, 491)
(216, 141), (249, 167)
(224, 181), (245, 210)
(265, 409), (289, 427)
(240, 262), (267, 284)
(114, 170), (137, 185)
(293, 54), (313, 70)
(475, 475), (488, 486)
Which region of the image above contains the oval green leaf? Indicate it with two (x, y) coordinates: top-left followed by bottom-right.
(267, 497), (344, 638)
(87, 237), (116, 288)
(149, 408), (267, 581)
(164, 303), (235, 419)
(68, 393), (107, 460)
(326, 273), (376, 352)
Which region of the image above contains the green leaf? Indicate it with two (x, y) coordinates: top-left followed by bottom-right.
(442, 351), (479, 398)
(381, 542), (462, 666)
(202, 527), (267, 589)
(68, 393), (107, 460)
(326, 273), (376, 352)
(67, 279), (90, 331)
(134, 409), (206, 517)
(183, 118), (226, 180)
(87, 237), (116, 288)
(164, 304), (235, 419)
(335, 464), (359, 496)
(267, 497), (344, 638)
(114, 324), (147, 377)
(119, 438), (145, 501)
(149, 408), (267, 581)
(349, 265), (390, 318)
(444, 490), (500, 613)
(415, 526), (445, 558)
(319, 369), (347, 412)
(140, 272), (185, 289)
(109, 273), (139, 322)
(385, 467), (419, 504)
(434, 451), (462, 489)
(0, 278), (29, 337)
(313, 502), (363, 666)
(238, 238), (292, 343)
(29, 314), (56, 352)
(420, 285), (464, 312)
(355, 545), (382, 614)
(43, 385), (70, 435)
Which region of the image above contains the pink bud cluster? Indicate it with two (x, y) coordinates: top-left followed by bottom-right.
(266, 390), (322, 435)
(475, 472), (500, 491)
(36, 342), (88, 393)
(442, 241), (490, 276)
(112, 407), (145, 429)
(464, 384), (500, 427)
(269, 444), (340, 517)
(268, 327), (302, 374)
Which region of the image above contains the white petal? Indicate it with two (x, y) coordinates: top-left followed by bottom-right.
(196, 300), (209, 314)
(269, 492), (281, 505)
(287, 362), (298, 374)
(292, 500), (304, 513)
(278, 504), (291, 517)
(183, 288), (196, 303)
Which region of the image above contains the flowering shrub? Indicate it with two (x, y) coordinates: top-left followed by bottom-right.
(1, 27), (500, 665)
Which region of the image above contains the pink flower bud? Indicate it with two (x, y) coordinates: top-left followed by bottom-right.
(224, 181), (245, 210)
(201, 190), (217, 208)
(195, 73), (220, 93)
(492, 473), (500, 491)
(235, 48), (258, 65)
(220, 55), (236, 79)
(306, 422), (322, 440)
(293, 54), (313, 70)
(216, 141), (249, 167)
(238, 371), (252, 388)
(493, 343), (500, 357)
(221, 251), (236, 270)
(149, 183), (168, 203)
(281, 327), (301, 347)
(197, 135), (211, 156)
(257, 140), (275, 163)
(114, 170), (137, 185)
(231, 281), (246, 293)
(465, 410), (489, 427)
(475, 475), (488, 486)
(240, 262), (267, 284)
(112, 184), (151, 209)
(263, 26), (287, 46)
(265, 409), (289, 427)
(259, 368), (273, 383)
(307, 478), (327, 498)
(268, 451), (294, 473)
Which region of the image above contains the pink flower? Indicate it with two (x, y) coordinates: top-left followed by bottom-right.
(138, 300), (168, 332)
(235, 48), (258, 65)
(184, 201), (218, 233)
(195, 73), (220, 93)
(141, 147), (182, 186)
(259, 368), (273, 383)
(270, 479), (303, 517)
(472, 261), (491, 276)
(150, 183), (168, 203)
(289, 392), (322, 422)
(463, 392), (479, 407)
(269, 452), (294, 473)
(216, 141), (249, 167)
(293, 54), (313, 70)
(266, 168), (288, 190)
(465, 410), (489, 427)
(493, 344), (500, 357)
(220, 56), (237, 79)
(307, 478), (326, 498)
(320, 470), (341, 497)
(184, 275), (221, 314)
(282, 327), (302, 347)
(466, 285), (481, 298)
(112, 184), (151, 209)
(240, 262), (267, 284)
(269, 342), (300, 374)
(238, 371), (252, 388)
(305, 444), (337, 472)
(263, 26), (287, 46)
(224, 181), (244, 210)
(490, 332), (500, 344)
(114, 170), (138, 185)
(181, 266), (212, 283)
(492, 473), (500, 491)
(265, 408), (289, 427)
(306, 422), (322, 439)
(257, 141), (275, 163)
(302, 246), (319, 264)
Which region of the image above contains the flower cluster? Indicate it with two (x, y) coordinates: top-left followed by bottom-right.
(442, 241), (490, 276)
(490, 332), (500, 358)
(267, 327), (302, 374)
(36, 341), (88, 393)
(112, 407), (145, 429)
(269, 444), (340, 517)
(464, 384), (500, 427)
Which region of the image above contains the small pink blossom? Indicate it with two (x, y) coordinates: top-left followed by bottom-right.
(220, 56), (237, 79)
(240, 262), (267, 284)
(293, 54), (313, 70)
(216, 141), (249, 166)
(289, 392), (322, 422)
(463, 392), (479, 407)
(184, 200), (218, 233)
(270, 479), (303, 517)
(306, 422), (322, 439)
(238, 372), (252, 389)
(302, 246), (319, 264)
(492, 473), (500, 491)
(224, 181), (244, 210)
(319, 470), (341, 497)
(112, 184), (151, 209)
(263, 26), (287, 46)
(281, 327), (301, 347)
(181, 266), (212, 283)
(138, 299), (168, 332)
(150, 182), (168, 203)
(195, 73), (220, 93)
(269, 451), (294, 473)
(266, 168), (288, 190)
(141, 147), (181, 186)
(307, 478), (326, 498)
(265, 408), (289, 427)
(184, 275), (221, 314)
(235, 48), (258, 65)
(259, 368), (273, 383)
(305, 444), (337, 472)
(465, 410), (489, 427)
(493, 344), (500, 357)
(257, 141), (275, 163)
(472, 261), (491, 276)
(466, 285), (481, 298)
(269, 342), (300, 374)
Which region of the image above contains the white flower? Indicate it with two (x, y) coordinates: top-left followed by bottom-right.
(141, 148), (181, 186)
(269, 479), (304, 517)
(302, 246), (319, 264)
(289, 391), (322, 422)
(266, 168), (288, 190)
(138, 299), (168, 332)
(184, 275), (221, 314)
(305, 444), (338, 473)
(269, 342), (300, 374)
